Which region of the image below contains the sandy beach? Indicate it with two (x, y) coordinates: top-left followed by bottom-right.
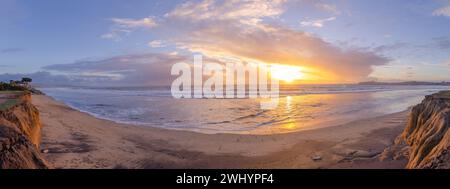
(33, 94), (408, 169)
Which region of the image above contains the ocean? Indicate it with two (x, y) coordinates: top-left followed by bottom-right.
(39, 84), (450, 134)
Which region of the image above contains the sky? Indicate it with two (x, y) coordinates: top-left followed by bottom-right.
(1, 0), (450, 86)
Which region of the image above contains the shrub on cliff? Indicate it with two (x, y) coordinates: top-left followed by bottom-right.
(0, 82), (28, 91)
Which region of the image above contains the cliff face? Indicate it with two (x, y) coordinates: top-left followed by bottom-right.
(0, 92), (48, 169)
(401, 91), (450, 169)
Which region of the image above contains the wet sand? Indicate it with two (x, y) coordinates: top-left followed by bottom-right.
(33, 95), (408, 169)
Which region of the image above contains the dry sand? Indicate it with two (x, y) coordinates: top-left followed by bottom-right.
(33, 95), (408, 169)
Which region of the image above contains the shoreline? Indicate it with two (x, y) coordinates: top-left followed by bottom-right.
(33, 94), (409, 168)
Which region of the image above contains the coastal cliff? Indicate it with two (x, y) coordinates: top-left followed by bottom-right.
(0, 92), (48, 169)
(400, 91), (450, 169)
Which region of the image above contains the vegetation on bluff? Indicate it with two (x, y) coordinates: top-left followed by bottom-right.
(0, 82), (28, 91)
(0, 77), (33, 91)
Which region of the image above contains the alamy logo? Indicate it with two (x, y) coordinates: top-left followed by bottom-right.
(170, 55), (280, 109)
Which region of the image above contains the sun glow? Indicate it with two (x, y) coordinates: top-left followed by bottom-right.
(270, 64), (305, 83)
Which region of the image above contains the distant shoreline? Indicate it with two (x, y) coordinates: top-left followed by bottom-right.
(358, 81), (450, 86)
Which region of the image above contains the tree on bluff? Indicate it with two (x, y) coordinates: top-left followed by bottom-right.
(21, 78), (32, 83)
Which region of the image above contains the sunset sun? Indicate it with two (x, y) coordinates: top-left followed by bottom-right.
(270, 64), (305, 83)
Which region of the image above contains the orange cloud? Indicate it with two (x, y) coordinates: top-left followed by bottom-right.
(159, 1), (387, 83)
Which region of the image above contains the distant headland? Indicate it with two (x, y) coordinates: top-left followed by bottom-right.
(358, 81), (450, 86)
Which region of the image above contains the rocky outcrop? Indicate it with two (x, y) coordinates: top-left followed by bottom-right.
(0, 92), (48, 169)
(400, 91), (450, 169)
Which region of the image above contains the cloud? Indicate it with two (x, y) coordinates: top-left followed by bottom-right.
(373, 42), (409, 53)
(148, 40), (166, 48)
(165, 0), (286, 25)
(433, 5), (450, 17)
(0, 71), (72, 86)
(371, 37), (450, 55)
(111, 17), (157, 28)
(1, 48), (24, 53)
(300, 17), (336, 28)
(432, 37), (450, 49)
(2, 53), (230, 87)
(314, 2), (341, 15)
(102, 17), (157, 40)
(179, 25), (387, 82)
(43, 53), (186, 86)
(416, 61), (450, 68)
